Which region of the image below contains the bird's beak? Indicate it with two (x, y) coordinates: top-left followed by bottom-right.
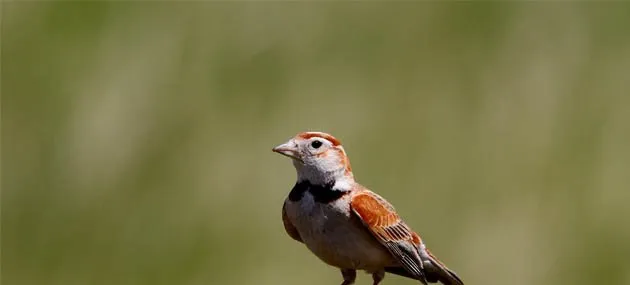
(272, 140), (303, 163)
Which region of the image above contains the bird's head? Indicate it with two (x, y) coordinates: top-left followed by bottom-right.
(273, 131), (354, 189)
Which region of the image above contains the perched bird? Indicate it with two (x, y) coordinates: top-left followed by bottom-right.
(272, 131), (463, 285)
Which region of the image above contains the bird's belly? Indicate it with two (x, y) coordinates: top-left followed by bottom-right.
(302, 222), (393, 271)
(286, 195), (394, 271)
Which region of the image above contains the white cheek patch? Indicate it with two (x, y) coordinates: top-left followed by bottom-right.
(295, 142), (353, 186)
(319, 153), (340, 169)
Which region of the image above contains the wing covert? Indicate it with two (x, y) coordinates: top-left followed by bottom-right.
(350, 191), (426, 282)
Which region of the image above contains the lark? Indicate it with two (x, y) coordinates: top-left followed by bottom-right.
(273, 132), (463, 285)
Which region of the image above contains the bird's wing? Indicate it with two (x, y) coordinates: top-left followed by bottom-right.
(350, 190), (427, 282)
(282, 201), (302, 243)
(351, 190), (464, 285)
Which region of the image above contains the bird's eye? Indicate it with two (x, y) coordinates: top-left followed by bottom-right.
(311, 140), (323, 149)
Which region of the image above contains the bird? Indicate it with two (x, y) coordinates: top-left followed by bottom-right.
(272, 131), (464, 285)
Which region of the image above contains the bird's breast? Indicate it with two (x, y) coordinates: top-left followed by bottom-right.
(284, 191), (394, 270)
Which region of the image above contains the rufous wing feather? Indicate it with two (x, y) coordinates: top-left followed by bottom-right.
(351, 190), (464, 285)
(350, 191), (427, 283)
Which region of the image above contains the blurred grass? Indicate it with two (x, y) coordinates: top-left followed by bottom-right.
(3, 2), (630, 285)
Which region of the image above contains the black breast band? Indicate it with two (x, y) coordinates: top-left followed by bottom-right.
(288, 181), (347, 203)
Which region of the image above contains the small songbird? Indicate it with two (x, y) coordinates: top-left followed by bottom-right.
(273, 132), (463, 285)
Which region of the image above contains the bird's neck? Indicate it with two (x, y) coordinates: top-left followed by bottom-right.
(294, 165), (354, 192)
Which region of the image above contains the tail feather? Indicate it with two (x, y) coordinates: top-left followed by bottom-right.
(385, 264), (463, 285)
(421, 248), (464, 285)
(384, 246), (464, 285)
(384, 266), (417, 280)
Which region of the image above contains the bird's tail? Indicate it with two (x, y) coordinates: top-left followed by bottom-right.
(419, 247), (464, 285)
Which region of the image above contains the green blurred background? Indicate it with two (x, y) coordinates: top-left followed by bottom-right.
(3, 2), (630, 285)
